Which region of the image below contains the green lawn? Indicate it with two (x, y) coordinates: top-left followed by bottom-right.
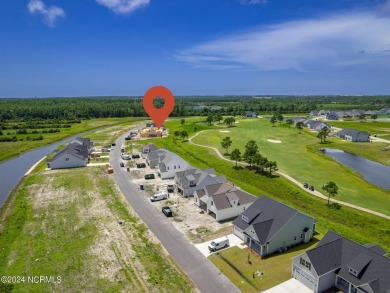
(209, 234), (323, 293)
(330, 120), (390, 136)
(132, 118), (390, 253)
(189, 118), (390, 216)
(0, 117), (143, 162)
(0, 166), (193, 292)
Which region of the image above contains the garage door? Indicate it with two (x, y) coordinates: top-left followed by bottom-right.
(293, 268), (316, 291)
(233, 227), (244, 240)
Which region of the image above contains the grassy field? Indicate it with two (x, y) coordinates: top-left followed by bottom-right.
(0, 165), (194, 292)
(188, 118), (390, 216)
(131, 118), (390, 253)
(0, 118), (144, 162)
(330, 120), (390, 136)
(209, 233), (323, 292)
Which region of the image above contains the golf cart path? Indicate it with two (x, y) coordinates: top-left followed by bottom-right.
(189, 131), (390, 220)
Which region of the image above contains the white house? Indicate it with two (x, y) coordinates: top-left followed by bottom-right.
(194, 182), (256, 222)
(145, 149), (189, 179)
(233, 196), (316, 256)
(335, 128), (370, 142)
(46, 142), (89, 169)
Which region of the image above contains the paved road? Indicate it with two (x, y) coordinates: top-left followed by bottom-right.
(189, 131), (390, 220)
(110, 131), (240, 293)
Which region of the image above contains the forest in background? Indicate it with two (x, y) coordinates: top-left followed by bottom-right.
(0, 95), (389, 122)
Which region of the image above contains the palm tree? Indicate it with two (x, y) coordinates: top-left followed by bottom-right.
(322, 181), (338, 204)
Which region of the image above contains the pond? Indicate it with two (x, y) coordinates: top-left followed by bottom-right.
(323, 148), (390, 191)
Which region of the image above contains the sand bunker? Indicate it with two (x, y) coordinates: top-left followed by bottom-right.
(219, 130), (231, 133)
(235, 121), (239, 123)
(267, 139), (282, 143)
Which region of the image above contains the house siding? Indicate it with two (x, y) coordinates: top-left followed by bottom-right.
(266, 213), (314, 254)
(318, 270), (337, 293)
(49, 154), (87, 169)
(233, 226), (245, 240)
(159, 157), (189, 179)
(208, 202), (251, 222)
(292, 252), (319, 292)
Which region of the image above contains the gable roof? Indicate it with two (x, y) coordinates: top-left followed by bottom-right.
(47, 142), (89, 162)
(233, 196), (314, 244)
(142, 143), (159, 152)
(305, 231), (390, 293)
(206, 182), (256, 210)
(336, 128), (369, 137)
(73, 137), (93, 148)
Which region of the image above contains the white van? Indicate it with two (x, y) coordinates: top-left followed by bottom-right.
(208, 236), (229, 252)
(150, 192), (168, 202)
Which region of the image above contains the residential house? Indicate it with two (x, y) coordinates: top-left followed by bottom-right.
(378, 108), (390, 115)
(335, 128), (370, 142)
(311, 121), (331, 132)
(364, 110), (378, 116)
(175, 167), (226, 197)
(292, 230), (390, 293)
(292, 117), (307, 125)
(243, 111), (257, 118)
(309, 110), (318, 116)
(232, 196), (316, 256)
(304, 120), (318, 129)
(72, 137), (94, 152)
(194, 182), (256, 222)
(326, 113), (339, 121)
(141, 143), (159, 158)
(145, 149), (189, 179)
(47, 142), (89, 169)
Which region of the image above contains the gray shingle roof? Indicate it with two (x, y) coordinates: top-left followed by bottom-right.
(305, 231), (390, 293)
(233, 196), (314, 245)
(363, 244), (387, 256)
(47, 142), (89, 162)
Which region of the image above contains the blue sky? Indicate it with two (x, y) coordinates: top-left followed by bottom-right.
(1, 0), (390, 97)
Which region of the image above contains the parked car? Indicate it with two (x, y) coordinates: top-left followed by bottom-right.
(144, 173), (155, 180)
(125, 136), (131, 140)
(150, 192), (168, 202)
(120, 162), (124, 167)
(121, 154), (131, 160)
(136, 163), (146, 168)
(167, 184), (174, 193)
(112, 143), (116, 146)
(162, 206), (173, 217)
(121, 148), (125, 153)
(309, 185), (314, 191)
(208, 236), (229, 252)
(132, 154), (140, 159)
(303, 183), (308, 188)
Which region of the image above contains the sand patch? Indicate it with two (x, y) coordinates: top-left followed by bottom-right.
(235, 121), (239, 123)
(219, 130), (231, 133)
(267, 139), (282, 143)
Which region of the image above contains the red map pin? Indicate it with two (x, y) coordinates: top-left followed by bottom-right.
(143, 86), (175, 129)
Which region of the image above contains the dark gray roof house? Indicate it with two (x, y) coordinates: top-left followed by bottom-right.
(141, 143), (159, 158)
(243, 111), (257, 118)
(292, 230), (390, 293)
(232, 196), (316, 256)
(175, 167), (226, 197)
(335, 128), (370, 142)
(73, 137), (94, 150)
(47, 142), (90, 169)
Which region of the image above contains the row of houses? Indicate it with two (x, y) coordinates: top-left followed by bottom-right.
(46, 137), (94, 169)
(310, 108), (390, 120)
(141, 143), (389, 293)
(291, 117), (331, 132)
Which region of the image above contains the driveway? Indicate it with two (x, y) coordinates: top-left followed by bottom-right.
(263, 278), (312, 293)
(110, 129), (240, 293)
(195, 234), (246, 257)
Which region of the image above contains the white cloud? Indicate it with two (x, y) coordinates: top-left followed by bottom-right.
(176, 12), (390, 72)
(95, 0), (150, 14)
(28, 0), (65, 27)
(240, 0), (268, 5)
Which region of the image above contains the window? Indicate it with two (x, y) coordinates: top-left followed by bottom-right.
(300, 257), (311, 269)
(178, 165), (180, 169)
(301, 234), (303, 239)
(294, 235), (297, 241)
(211, 201), (213, 206)
(243, 207), (246, 211)
(65, 158), (69, 161)
(174, 166), (176, 169)
(167, 167), (169, 170)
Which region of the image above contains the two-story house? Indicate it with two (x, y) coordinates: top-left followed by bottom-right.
(232, 196), (316, 256)
(292, 230), (389, 293)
